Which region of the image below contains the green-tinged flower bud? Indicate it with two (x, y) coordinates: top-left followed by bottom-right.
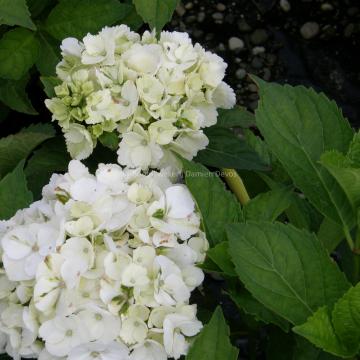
(110, 85), (122, 94)
(70, 107), (84, 121)
(45, 98), (70, 123)
(62, 95), (73, 106)
(91, 124), (103, 137)
(102, 119), (117, 132)
(71, 94), (82, 106)
(82, 81), (94, 95)
(72, 69), (89, 83)
(54, 83), (69, 97)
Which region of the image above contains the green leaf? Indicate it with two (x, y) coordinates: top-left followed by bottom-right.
(285, 194), (322, 232)
(195, 127), (269, 171)
(294, 307), (347, 357)
(244, 187), (293, 222)
(254, 77), (355, 233)
(40, 76), (62, 98)
(46, 0), (132, 40)
(227, 222), (350, 325)
(186, 307), (238, 360)
(27, 0), (54, 18)
(320, 150), (360, 210)
(36, 32), (60, 76)
(182, 159), (243, 246)
(0, 0), (36, 30)
(294, 283), (360, 358)
(229, 288), (289, 331)
(199, 257), (224, 274)
(0, 75), (37, 114)
(121, 4), (143, 30)
(133, 0), (178, 31)
(317, 217), (344, 253)
(332, 286), (360, 353)
(243, 129), (271, 165)
(347, 132), (360, 167)
(0, 160), (33, 220)
(22, 123), (55, 135)
(0, 28), (39, 80)
(0, 124), (55, 178)
(258, 173), (323, 232)
(25, 137), (71, 200)
(216, 107), (255, 128)
(206, 242), (236, 276)
(98, 132), (119, 151)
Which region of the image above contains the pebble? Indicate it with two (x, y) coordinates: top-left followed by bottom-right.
(252, 46), (266, 55)
(248, 84), (258, 93)
(322, 24), (336, 37)
(236, 68), (247, 79)
(263, 68), (271, 81)
(218, 43), (226, 51)
(266, 53), (277, 66)
(205, 33), (214, 41)
(321, 3), (334, 11)
(193, 29), (204, 39)
(344, 23), (354, 37)
(238, 19), (252, 32)
(300, 22), (320, 39)
(197, 12), (206, 22)
(280, 0), (291, 12)
(185, 2), (193, 10)
(216, 3), (226, 11)
(185, 15), (197, 23)
(228, 37), (245, 51)
(176, 3), (186, 16)
(250, 29), (268, 45)
(249, 100), (258, 111)
(212, 12), (223, 21)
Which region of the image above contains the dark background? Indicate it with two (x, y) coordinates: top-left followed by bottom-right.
(170, 0), (360, 124)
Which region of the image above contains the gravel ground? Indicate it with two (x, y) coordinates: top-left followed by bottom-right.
(170, 0), (360, 124)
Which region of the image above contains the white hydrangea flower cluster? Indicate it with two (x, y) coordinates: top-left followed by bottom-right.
(0, 160), (209, 360)
(45, 25), (236, 170)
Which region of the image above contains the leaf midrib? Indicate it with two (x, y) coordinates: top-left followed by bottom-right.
(0, 32), (35, 58)
(238, 233), (314, 316)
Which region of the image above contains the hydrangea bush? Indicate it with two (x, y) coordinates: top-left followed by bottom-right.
(45, 26), (236, 170)
(0, 160), (208, 359)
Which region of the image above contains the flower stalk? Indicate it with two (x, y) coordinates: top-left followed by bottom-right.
(222, 168), (250, 205)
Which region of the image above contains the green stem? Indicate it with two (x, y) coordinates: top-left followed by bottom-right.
(344, 227), (355, 252)
(222, 168), (250, 205)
